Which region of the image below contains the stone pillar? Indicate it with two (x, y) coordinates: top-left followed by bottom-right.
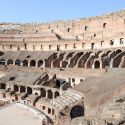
(5, 61), (7, 66)
(20, 62), (23, 66)
(28, 61), (30, 67)
(92, 63), (94, 69)
(100, 62), (103, 69)
(18, 86), (20, 93)
(36, 61), (38, 67)
(110, 59), (113, 68)
(46, 90), (48, 98)
(60, 61), (62, 68)
(13, 60), (15, 65)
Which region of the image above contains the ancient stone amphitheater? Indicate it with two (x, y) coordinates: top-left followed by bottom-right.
(0, 10), (125, 125)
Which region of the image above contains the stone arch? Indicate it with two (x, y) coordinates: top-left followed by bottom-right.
(78, 52), (92, 68)
(54, 91), (60, 98)
(70, 105), (84, 119)
(105, 50), (112, 57)
(47, 90), (53, 99)
(15, 95), (18, 101)
(30, 60), (36, 67)
(20, 86), (25, 93)
(2, 93), (6, 98)
(0, 59), (5, 65)
(37, 60), (43, 67)
(40, 88), (46, 97)
(94, 60), (100, 69)
(96, 51), (102, 56)
(22, 60), (28, 67)
(15, 59), (21, 66)
(27, 87), (32, 95)
(0, 83), (6, 89)
(7, 59), (13, 65)
(107, 50), (112, 54)
(14, 85), (19, 92)
(115, 49), (122, 54)
(48, 108), (51, 114)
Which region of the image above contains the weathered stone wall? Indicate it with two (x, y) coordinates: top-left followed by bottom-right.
(0, 10), (125, 52)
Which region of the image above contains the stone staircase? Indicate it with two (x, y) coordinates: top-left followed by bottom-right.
(50, 90), (82, 110)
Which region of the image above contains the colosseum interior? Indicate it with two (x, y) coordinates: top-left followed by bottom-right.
(1, 10), (125, 125)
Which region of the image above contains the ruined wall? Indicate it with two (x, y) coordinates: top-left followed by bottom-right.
(0, 10), (125, 52)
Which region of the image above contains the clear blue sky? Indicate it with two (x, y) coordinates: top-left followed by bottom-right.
(0, 0), (125, 23)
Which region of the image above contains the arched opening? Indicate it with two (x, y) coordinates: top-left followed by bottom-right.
(70, 105), (84, 119)
(62, 61), (68, 68)
(54, 91), (60, 98)
(56, 79), (61, 88)
(47, 90), (53, 99)
(40, 88), (46, 97)
(2, 93), (6, 98)
(22, 60), (28, 67)
(42, 106), (46, 110)
(0, 51), (4, 56)
(94, 61), (100, 69)
(0, 83), (6, 89)
(20, 86), (25, 93)
(91, 43), (94, 50)
(67, 28), (70, 32)
(48, 108), (51, 114)
(15, 95), (18, 101)
(14, 85), (19, 92)
(103, 23), (107, 28)
(27, 100), (31, 105)
(7, 59), (13, 65)
(38, 60), (43, 67)
(27, 87), (32, 95)
(30, 60), (36, 67)
(115, 49), (122, 54)
(15, 59), (21, 66)
(0, 59), (5, 65)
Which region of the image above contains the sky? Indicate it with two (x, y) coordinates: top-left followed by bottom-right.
(0, 0), (125, 23)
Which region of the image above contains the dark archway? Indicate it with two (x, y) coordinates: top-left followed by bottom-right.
(38, 60), (43, 67)
(22, 60), (28, 67)
(56, 79), (61, 88)
(14, 85), (19, 92)
(30, 60), (36, 67)
(94, 61), (100, 69)
(15, 59), (21, 66)
(15, 95), (18, 101)
(47, 90), (53, 99)
(0, 51), (4, 56)
(20, 86), (25, 93)
(27, 87), (32, 95)
(0, 83), (6, 89)
(115, 49), (122, 54)
(2, 93), (6, 98)
(54, 91), (60, 98)
(70, 105), (84, 119)
(0, 59), (5, 65)
(7, 59), (13, 65)
(40, 88), (46, 97)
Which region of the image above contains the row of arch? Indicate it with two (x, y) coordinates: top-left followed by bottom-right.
(92, 49), (124, 69)
(0, 83), (60, 99)
(0, 49), (124, 69)
(0, 83), (85, 120)
(13, 85), (60, 99)
(0, 59), (44, 67)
